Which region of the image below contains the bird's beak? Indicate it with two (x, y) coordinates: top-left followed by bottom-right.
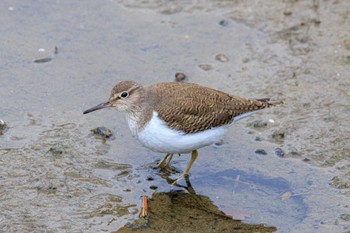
(83, 100), (111, 114)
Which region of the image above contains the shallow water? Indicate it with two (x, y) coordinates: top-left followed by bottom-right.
(1, 1), (349, 233)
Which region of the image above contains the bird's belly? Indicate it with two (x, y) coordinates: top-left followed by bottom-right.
(136, 111), (228, 154)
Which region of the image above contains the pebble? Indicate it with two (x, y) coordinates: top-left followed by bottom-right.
(215, 139), (224, 146)
(0, 120), (9, 135)
(215, 54), (229, 63)
(198, 64), (213, 71)
(0, 120), (6, 128)
(274, 148), (285, 158)
(255, 149), (267, 155)
(175, 72), (186, 82)
(34, 57), (52, 63)
(149, 185), (158, 190)
(146, 176), (154, 181)
(91, 126), (114, 139)
(219, 19), (229, 26)
(283, 10), (292, 16)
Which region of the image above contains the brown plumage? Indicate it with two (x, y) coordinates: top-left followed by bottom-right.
(147, 82), (274, 134)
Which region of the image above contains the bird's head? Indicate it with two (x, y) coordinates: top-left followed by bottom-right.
(83, 81), (144, 114)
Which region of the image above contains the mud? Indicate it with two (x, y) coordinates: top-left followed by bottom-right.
(117, 191), (276, 233)
(1, 1), (349, 232)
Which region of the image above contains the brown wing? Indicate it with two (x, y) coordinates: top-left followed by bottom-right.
(148, 82), (273, 134)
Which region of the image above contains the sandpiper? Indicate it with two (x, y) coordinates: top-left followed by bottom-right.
(84, 81), (276, 181)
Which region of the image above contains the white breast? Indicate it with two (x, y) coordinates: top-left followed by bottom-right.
(134, 111), (229, 154)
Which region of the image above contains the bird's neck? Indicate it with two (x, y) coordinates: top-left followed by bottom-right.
(125, 91), (154, 135)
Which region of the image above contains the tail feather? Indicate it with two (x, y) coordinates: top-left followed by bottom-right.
(233, 97), (281, 122)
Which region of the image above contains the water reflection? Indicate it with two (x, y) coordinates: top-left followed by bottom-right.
(117, 189), (276, 233)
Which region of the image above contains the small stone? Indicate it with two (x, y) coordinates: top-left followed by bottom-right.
(255, 149), (267, 155)
(215, 139), (224, 146)
(91, 127), (114, 139)
(198, 64), (213, 71)
(175, 72), (186, 82)
(0, 120), (8, 135)
(283, 10), (292, 16)
(302, 157), (310, 162)
(255, 136), (262, 141)
(34, 57), (52, 63)
(219, 19), (228, 26)
(150, 185), (158, 190)
(274, 148), (285, 158)
(146, 176), (154, 181)
(215, 54), (229, 63)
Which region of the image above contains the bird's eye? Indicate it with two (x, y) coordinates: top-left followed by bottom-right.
(120, 92), (128, 98)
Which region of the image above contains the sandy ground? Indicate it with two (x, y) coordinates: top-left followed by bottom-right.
(0, 1), (349, 232)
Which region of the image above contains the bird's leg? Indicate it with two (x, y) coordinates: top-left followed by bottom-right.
(158, 153), (171, 169)
(172, 150), (198, 185)
(184, 150), (198, 176)
(164, 153), (174, 166)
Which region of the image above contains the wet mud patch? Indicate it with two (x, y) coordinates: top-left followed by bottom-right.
(0, 113), (141, 232)
(117, 191), (276, 233)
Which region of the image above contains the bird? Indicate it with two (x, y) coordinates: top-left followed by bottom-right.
(83, 81), (276, 182)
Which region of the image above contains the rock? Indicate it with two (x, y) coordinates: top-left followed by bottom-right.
(255, 149), (267, 155)
(175, 72), (186, 82)
(91, 126), (114, 140)
(215, 54), (229, 63)
(274, 148), (285, 157)
(219, 19), (228, 26)
(198, 64), (213, 71)
(0, 119), (9, 135)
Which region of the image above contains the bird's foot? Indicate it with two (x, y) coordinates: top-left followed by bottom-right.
(157, 153), (180, 174)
